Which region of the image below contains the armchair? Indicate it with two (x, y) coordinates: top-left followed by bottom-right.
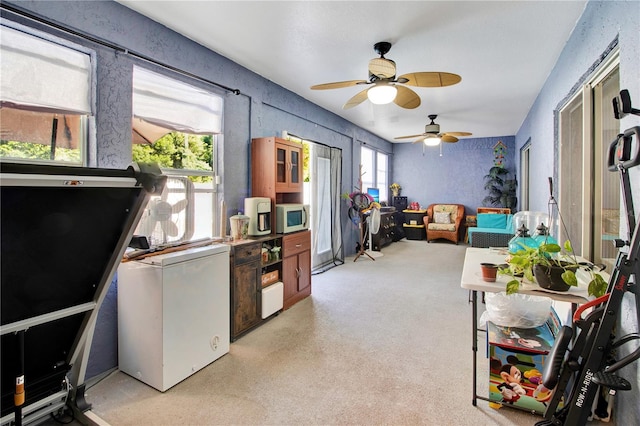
(425, 204), (465, 244)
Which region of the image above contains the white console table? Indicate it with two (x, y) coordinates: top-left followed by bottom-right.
(459, 247), (595, 408)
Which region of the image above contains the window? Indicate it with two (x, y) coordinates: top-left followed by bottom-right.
(0, 21), (92, 165)
(558, 54), (620, 270)
(360, 145), (389, 204)
(131, 67), (223, 246)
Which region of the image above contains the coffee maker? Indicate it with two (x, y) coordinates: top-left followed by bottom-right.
(244, 197), (271, 236)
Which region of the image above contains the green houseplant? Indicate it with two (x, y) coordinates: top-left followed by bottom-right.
(500, 240), (607, 298)
(483, 166), (518, 210)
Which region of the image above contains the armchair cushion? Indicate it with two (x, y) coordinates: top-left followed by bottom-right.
(477, 213), (507, 229)
(468, 213), (515, 247)
(434, 211), (451, 224)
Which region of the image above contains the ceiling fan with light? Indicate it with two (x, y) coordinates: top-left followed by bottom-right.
(394, 114), (472, 145)
(310, 42), (461, 110)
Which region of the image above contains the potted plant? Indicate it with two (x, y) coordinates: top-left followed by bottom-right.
(500, 240), (607, 298)
(482, 166), (518, 210)
(389, 182), (402, 197)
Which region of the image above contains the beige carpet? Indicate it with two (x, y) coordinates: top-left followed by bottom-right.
(84, 240), (543, 425)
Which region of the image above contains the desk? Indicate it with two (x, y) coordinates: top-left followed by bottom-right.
(460, 247), (590, 408)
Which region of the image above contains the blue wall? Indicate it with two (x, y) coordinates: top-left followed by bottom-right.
(1, 0), (390, 381)
(393, 136), (516, 214)
(515, 1), (640, 423)
(4, 2), (640, 420)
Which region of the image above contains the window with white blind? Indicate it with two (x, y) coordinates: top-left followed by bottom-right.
(0, 21), (93, 165)
(131, 66), (223, 246)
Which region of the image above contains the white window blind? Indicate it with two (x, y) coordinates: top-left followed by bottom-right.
(132, 66), (223, 135)
(0, 23), (92, 114)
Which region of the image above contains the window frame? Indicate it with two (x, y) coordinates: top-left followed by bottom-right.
(131, 67), (223, 244)
(0, 19), (96, 166)
(360, 144), (390, 204)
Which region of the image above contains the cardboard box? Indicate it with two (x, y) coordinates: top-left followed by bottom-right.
(487, 307), (562, 414)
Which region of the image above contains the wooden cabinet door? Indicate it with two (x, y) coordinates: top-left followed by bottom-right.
(282, 254), (299, 302)
(232, 261), (261, 337)
(297, 250), (311, 292)
(275, 142), (303, 192)
(288, 145), (302, 190)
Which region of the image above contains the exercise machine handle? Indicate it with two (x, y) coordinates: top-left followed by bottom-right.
(573, 293), (610, 323)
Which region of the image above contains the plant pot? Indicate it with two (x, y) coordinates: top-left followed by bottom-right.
(533, 262), (578, 292)
(480, 262), (499, 282)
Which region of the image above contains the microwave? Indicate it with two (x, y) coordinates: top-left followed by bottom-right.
(275, 204), (309, 234)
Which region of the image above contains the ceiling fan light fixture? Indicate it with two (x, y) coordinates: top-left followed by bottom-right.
(367, 84), (397, 104)
(424, 137), (441, 147)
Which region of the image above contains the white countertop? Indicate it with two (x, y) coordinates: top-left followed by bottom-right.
(460, 247), (600, 304)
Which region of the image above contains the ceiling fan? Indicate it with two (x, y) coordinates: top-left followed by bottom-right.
(310, 42), (461, 110)
(394, 114), (472, 145)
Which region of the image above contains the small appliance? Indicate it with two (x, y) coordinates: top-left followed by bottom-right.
(244, 197), (271, 236)
(275, 203), (309, 234)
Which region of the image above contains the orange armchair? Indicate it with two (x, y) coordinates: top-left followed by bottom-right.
(425, 204), (465, 244)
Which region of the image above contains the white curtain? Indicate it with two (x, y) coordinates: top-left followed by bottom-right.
(0, 22), (92, 114)
(132, 66), (223, 134)
(310, 143), (343, 272)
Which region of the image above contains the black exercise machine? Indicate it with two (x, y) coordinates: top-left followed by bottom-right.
(1, 162), (165, 426)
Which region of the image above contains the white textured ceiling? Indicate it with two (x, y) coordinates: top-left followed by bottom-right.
(116, 1), (587, 143)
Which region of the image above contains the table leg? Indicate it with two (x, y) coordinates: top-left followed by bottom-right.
(471, 289), (478, 406)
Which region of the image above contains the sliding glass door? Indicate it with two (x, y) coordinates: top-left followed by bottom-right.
(558, 54), (620, 270)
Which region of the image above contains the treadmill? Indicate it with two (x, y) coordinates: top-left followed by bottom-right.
(1, 162), (165, 426)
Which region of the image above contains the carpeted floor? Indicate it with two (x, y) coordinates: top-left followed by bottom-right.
(83, 240), (544, 425)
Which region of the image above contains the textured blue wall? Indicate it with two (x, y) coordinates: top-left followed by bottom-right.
(5, 3), (640, 418)
(516, 1), (640, 423)
(1, 0), (391, 380)
(393, 136), (516, 214)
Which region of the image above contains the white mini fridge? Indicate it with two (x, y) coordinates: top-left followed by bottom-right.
(118, 244), (230, 391)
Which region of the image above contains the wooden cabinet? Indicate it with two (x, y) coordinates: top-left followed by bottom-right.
(282, 231), (311, 309)
(252, 137), (304, 201)
(251, 136), (310, 311)
(229, 241), (262, 341)
(228, 236), (284, 341)
(275, 140), (303, 192)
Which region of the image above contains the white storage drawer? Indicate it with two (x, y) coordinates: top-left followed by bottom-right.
(262, 281), (283, 319)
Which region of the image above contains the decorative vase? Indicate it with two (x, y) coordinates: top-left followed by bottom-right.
(533, 262), (578, 292)
(392, 189), (400, 197)
(508, 224), (538, 254)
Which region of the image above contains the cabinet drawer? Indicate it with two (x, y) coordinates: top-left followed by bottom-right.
(232, 241), (262, 265)
(283, 231), (310, 257)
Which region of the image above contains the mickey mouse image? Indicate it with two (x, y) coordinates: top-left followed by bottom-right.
(497, 363), (526, 404)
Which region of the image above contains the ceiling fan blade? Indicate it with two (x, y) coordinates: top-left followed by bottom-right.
(443, 131), (473, 137)
(441, 135), (459, 143)
(310, 80), (367, 90)
(394, 133), (426, 140)
(394, 85), (420, 109)
(343, 88), (370, 109)
(398, 72), (462, 88)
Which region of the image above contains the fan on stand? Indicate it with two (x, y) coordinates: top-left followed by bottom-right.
(311, 42), (461, 110)
(366, 207), (384, 259)
(135, 176), (195, 247)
